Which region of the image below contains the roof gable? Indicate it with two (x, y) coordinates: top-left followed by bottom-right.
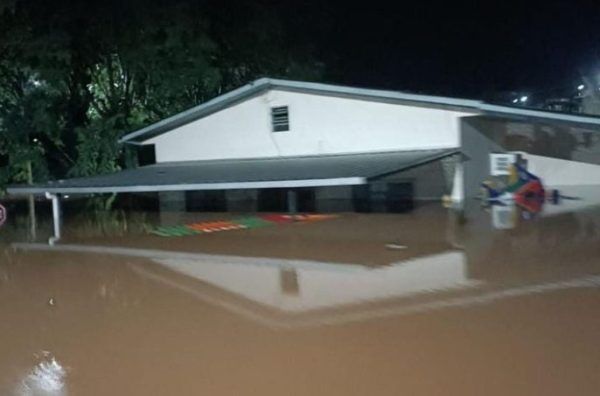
(120, 78), (600, 144)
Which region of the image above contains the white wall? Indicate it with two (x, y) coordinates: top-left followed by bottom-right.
(520, 152), (600, 186)
(147, 90), (472, 162)
(459, 119), (506, 199)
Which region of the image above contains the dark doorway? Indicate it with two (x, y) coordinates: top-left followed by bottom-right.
(352, 185), (372, 213)
(186, 190), (227, 212)
(257, 188), (316, 212)
(258, 189), (287, 212)
(352, 182), (414, 213)
(385, 182), (414, 212)
(297, 188), (316, 212)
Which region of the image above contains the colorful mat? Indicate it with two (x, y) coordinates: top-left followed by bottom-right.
(150, 214), (337, 237)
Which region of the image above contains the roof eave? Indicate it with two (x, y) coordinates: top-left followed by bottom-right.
(6, 177), (367, 196)
(119, 77), (274, 144)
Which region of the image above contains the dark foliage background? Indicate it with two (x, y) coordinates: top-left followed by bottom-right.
(1, 0), (599, 192)
(0, 0), (324, 190)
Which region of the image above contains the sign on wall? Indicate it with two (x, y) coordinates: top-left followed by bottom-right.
(489, 153), (517, 176)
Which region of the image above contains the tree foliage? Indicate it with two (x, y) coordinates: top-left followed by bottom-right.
(0, 0), (323, 190)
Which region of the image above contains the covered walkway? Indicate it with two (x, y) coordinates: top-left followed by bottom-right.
(6, 148), (458, 241)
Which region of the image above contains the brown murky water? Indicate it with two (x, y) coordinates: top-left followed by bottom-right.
(2, 202), (600, 395)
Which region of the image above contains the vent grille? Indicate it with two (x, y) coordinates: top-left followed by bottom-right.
(271, 106), (289, 132)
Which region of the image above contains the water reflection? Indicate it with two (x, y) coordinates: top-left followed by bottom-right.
(487, 185), (600, 229)
(11, 238), (600, 329)
(2, 203), (600, 395)
(7, 201), (600, 329)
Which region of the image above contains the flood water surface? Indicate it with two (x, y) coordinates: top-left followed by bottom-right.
(1, 204), (600, 395)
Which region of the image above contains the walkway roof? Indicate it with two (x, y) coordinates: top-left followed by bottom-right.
(7, 148), (457, 195)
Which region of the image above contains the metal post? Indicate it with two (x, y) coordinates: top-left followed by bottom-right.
(287, 189), (297, 214)
(26, 161), (36, 240)
(45, 192), (61, 243)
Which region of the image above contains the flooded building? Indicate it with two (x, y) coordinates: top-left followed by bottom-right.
(7, 78), (600, 215)
(4, 81), (600, 396)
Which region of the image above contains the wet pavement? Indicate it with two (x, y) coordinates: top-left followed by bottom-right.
(1, 202), (600, 395)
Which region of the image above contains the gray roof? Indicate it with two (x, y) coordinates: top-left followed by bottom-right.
(120, 77), (600, 143)
(7, 149), (456, 195)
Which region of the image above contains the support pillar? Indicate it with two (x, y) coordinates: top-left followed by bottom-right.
(287, 189), (297, 214)
(158, 191), (187, 226)
(450, 161), (464, 207)
(28, 194), (37, 241)
(45, 192), (61, 243)
(26, 161), (36, 240)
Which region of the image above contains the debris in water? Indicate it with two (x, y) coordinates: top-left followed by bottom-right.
(385, 243), (408, 250)
(48, 298), (55, 307)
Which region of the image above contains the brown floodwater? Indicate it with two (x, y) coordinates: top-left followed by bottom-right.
(1, 200), (600, 395)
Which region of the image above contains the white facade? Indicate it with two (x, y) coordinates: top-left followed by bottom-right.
(520, 152), (600, 187)
(145, 89), (472, 163)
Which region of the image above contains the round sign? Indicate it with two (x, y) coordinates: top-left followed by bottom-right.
(0, 203), (6, 227)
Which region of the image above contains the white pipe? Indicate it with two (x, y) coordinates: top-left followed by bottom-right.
(45, 192), (61, 242)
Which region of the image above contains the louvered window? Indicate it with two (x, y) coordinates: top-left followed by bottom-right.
(271, 106), (289, 132)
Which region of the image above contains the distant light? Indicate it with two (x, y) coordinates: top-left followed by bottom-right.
(577, 84), (585, 91)
(32, 79), (41, 87)
(512, 98), (519, 103)
(64, 195), (70, 199)
(33, 138), (39, 143)
(519, 96), (528, 103)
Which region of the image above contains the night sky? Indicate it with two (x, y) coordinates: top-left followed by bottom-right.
(281, 1), (600, 100)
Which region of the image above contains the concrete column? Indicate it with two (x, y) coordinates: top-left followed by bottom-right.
(28, 195), (37, 241)
(158, 191), (187, 226)
(450, 161), (464, 206)
(287, 189), (297, 214)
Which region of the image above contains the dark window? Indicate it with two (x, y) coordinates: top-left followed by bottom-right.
(271, 106), (289, 132)
(138, 144), (156, 166)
